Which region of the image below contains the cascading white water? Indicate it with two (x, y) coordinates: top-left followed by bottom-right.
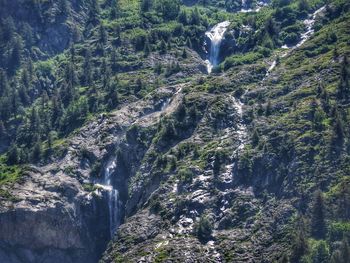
(99, 159), (120, 237)
(297, 6), (325, 48)
(205, 21), (230, 74)
(265, 6), (325, 78)
(281, 6), (325, 50)
(160, 98), (171, 111)
(240, 0), (268, 13)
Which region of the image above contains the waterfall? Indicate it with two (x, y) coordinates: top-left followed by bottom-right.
(296, 6), (325, 48)
(240, 0), (268, 13)
(160, 98), (171, 111)
(265, 59), (277, 77)
(205, 21), (230, 74)
(281, 6), (325, 50)
(97, 159), (120, 238)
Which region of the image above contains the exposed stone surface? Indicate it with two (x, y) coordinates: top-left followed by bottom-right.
(0, 85), (184, 263)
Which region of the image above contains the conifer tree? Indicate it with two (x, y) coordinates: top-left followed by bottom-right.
(312, 241), (329, 263)
(178, 9), (187, 24)
(339, 238), (350, 263)
(82, 49), (93, 87)
(141, 0), (152, 12)
(0, 70), (8, 96)
(143, 38), (151, 57)
(330, 250), (342, 263)
(337, 56), (349, 102)
(311, 190), (327, 239)
(110, 0), (119, 19)
(159, 39), (167, 54)
(9, 37), (22, 74)
(99, 24), (108, 44)
(0, 120), (6, 138)
(182, 48), (187, 59)
(7, 145), (19, 165)
(252, 128), (260, 146)
(331, 111), (345, 148)
(290, 229), (308, 262)
(31, 140), (42, 163)
(89, 0), (100, 22)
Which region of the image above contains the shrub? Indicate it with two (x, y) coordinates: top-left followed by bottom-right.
(195, 215), (212, 243)
(177, 168), (194, 184)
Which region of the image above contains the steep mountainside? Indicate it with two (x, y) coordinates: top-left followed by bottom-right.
(0, 0), (350, 262)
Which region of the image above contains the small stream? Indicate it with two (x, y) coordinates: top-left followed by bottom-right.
(240, 0), (268, 13)
(266, 6), (325, 77)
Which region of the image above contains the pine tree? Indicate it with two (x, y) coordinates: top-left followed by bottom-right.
(196, 215), (212, 243)
(7, 145), (19, 165)
(265, 100), (272, 116)
(339, 238), (350, 263)
(106, 81), (119, 109)
(291, 232), (308, 262)
(333, 44), (339, 59)
(101, 59), (111, 90)
(311, 190), (327, 239)
(110, 0), (119, 19)
(331, 111), (345, 148)
(114, 25), (121, 45)
(182, 48), (187, 59)
(10, 89), (19, 118)
(312, 241), (329, 263)
(0, 120), (6, 138)
(141, 0), (152, 12)
(143, 38), (151, 57)
(9, 37), (22, 74)
(99, 24), (108, 44)
(186, 37), (192, 48)
(252, 128), (260, 146)
(30, 107), (40, 136)
(190, 8), (200, 25)
(159, 39), (167, 54)
(298, 0), (310, 12)
(89, 0), (100, 23)
(2, 17), (15, 42)
(110, 48), (118, 72)
(58, 0), (70, 15)
(135, 78), (143, 95)
(178, 9), (187, 24)
(0, 70), (9, 96)
(31, 141), (42, 163)
(279, 254), (289, 263)
(213, 152), (221, 176)
(330, 250), (342, 263)
(82, 49), (93, 87)
(154, 62), (162, 75)
(337, 56), (349, 102)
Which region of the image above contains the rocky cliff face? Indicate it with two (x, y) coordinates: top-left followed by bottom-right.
(0, 156), (110, 263)
(0, 0), (86, 57)
(1, 0), (349, 262)
(0, 84), (185, 262)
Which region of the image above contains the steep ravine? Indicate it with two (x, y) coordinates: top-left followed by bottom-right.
(0, 86), (184, 263)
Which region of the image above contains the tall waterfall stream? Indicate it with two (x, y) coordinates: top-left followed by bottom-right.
(95, 159), (121, 238)
(205, 21), (230, 74)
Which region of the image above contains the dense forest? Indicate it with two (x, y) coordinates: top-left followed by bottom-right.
(0, 0), (349, 262)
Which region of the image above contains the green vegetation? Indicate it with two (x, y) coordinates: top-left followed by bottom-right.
(0, 0), (350, 262)
(0, 156), (22, 186)
(195, 215), (213, 243)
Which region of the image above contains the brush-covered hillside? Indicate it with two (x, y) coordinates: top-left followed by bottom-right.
(0, 0), (349, 262)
